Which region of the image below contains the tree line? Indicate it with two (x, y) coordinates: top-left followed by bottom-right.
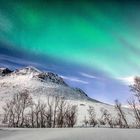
(83, 101), (130, 128)
(2, 91), (77, 128)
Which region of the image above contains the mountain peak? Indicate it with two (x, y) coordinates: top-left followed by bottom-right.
(0, 67), (13, 76)
(15, 66), (41, 75)
(0, 66), (92, 101)
(36, 72), (68, 86)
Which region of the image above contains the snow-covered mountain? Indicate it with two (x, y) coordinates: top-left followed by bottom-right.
(0, 66), (135, 126)
(0, 66), (94, 101)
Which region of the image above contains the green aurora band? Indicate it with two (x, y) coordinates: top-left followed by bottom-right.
(0, 0), (140, 78)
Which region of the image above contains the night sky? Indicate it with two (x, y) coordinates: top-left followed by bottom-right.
(0, 0), (140, 104)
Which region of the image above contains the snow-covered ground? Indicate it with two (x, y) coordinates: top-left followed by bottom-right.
(0, 128), (140, 140)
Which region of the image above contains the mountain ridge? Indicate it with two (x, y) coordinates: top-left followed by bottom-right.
(0, 66), (99, 102)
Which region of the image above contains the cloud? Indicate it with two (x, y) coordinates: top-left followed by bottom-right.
(0, 54), (43, 69)
(122, 104), (130, 108)
(60, 75), (89, 84)
(79, 72), (98, 79)
(122, 104), (140, 109)
(117, 76), (135, 85)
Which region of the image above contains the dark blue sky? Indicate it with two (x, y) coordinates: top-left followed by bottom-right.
(0, 0), (139, 104)
(0, 42), (131, 104)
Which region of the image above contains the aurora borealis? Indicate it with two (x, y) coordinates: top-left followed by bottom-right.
(0, 0), (140, 103)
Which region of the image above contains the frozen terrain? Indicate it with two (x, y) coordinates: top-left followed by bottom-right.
(0, 128), (140, 140)
(0, 66), (135, 126)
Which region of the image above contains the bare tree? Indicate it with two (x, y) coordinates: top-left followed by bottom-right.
(46, 96), (53, 128)
(29, 103), (35, 128)
(130, 77), (140, 103)
(56, 97), (67, 128)
(115, 100), (129, 128)
(100, 108), (114, 128)
(115, 113), (124, 128)
(33, 100), (41, 128)
(3, 94), (77, 128)
(129, 76), (140, 128)
(3, 100), (15, 127)
(52, 96), (60, 128)
(20, 90), (33, 127)
(65, 104), (77, 127)
(3, 90), (32, 127)
(128, 97), (140, 128)
(87, 106), (97, 127)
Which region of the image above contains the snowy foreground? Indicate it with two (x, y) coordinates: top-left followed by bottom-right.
(0, 128), (140, 140)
